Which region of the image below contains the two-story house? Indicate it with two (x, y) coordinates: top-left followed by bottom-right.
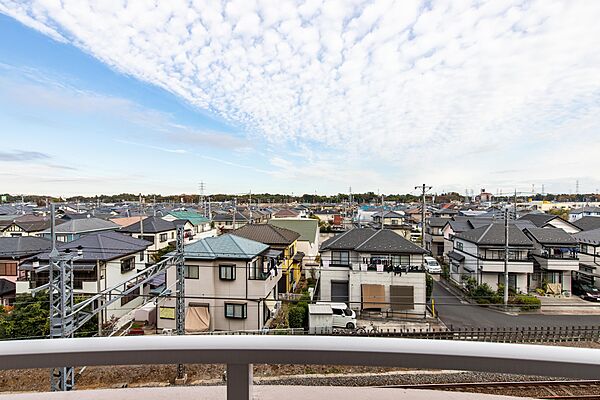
(120, 217), (177, 263)
(156, 234), (282, 332)
(0, 237), (52, 305)
(17, 231), (152, 320)
(523, 228), (579, 294)
(569, 206), (600, 222)
(424, 217), (450, 258)
(212, 212), (250, 232)
(319, 228), (427, 316)
(39, 217), (120, 242)
(449, 223), (534, 293)
(162, 211), (215, 240)
(573, 228), (600, 288)
(572, 216), (600, 232)
(518, 213), (580, 234)
(231, 224), (300, 293)
(269, 218), (320, 279)
(0, 216), (54, 237)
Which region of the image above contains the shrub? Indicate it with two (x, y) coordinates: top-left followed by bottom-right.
(287, 305), (306, 328)
(510, 294), (541, 311)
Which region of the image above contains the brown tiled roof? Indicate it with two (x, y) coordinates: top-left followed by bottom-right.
(231, 224), (300, 245)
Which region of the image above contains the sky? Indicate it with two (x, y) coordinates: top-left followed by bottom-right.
(1, 0), (600, 197)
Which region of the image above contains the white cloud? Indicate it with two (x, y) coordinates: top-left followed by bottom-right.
(2, 0), (600, 193)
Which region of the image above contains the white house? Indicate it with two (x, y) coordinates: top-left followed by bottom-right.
(319, 228), (427, 317)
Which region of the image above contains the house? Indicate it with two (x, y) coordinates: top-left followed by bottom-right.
(449, 223), (534, 293)
(475, 189), (493, 204)
(424, 217), (451, 258)
(518, 213), (580, 234)
(572, 216), (600, 232)
(319, 228), (427, 316)
(162, 211), (215, 240)
(569, 206), (600, 222)
(212, 212), (249, 232)
(156, 234), (282, 332)
(268, 218), (320, 279)
(17, 231), (152, 319)
(523, 228), (579, 294)
(38, 217), (120, 242)
(572, 228), (600, 288)
(0, 237), (52, 305)
(273, 209), (300, 219)
(231, 224), (301, 293)
(0, 216), (54, 237)
(120, 217), (178, 263)
(371, 210), (412, 239)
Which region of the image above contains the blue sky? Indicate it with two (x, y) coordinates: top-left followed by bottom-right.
(1, 1), (600, 197)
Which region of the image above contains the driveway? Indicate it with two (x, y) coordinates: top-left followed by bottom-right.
(431, 280), (600, 329)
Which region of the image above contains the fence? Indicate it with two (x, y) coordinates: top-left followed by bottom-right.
(188, 325), (600, 344)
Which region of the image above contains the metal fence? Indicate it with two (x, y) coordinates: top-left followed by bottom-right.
(189, 325), (600, 343)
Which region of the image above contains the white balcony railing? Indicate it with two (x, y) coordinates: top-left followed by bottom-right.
(1, 336), (600, 399)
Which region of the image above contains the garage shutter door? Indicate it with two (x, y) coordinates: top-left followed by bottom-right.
(361, 284), (385, 310)
(390, 286), (414, 311)
(331, 281), (349, 303)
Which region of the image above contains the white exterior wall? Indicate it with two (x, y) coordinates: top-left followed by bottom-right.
(319, 250), (425, 315)
(157, 257), (281, 332)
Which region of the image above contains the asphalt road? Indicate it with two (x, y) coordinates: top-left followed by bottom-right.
(431, 279), (600, 329)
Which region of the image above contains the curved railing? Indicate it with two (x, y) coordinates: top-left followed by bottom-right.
(1, 336), (600, 399)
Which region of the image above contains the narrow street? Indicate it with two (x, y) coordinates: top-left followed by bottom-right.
(431, 279), (600, 329)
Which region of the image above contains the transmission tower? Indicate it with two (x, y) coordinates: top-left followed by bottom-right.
(175, 224), (186, 381)
(32, 203), (82, 391)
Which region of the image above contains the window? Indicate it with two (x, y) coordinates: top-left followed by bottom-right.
(120, 257), (135, 273)
(331, 251), (350, 265)
(139, 251), (144, 262)
(0, 262), (17, 276)
(159, 233), (168, 242)
(225, 303), (247, 319)
(219, 264), (235, 280)
(184, 265), (199, 279)
(456, 241), (464, 251)
(121, 284), (140, 306)
(580, 244), (588, 254)
(171, 232), (175, 239)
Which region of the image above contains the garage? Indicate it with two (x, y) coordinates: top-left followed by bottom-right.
(331, 281), (349, 303)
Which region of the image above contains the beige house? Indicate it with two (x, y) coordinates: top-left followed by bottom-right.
(157, 234), (282, 332)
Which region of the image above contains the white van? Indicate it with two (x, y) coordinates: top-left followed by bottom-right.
(423, 256), (442, 274)
(317, 302), (357, 329)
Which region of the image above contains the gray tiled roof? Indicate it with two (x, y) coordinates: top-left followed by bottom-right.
(518, 213), (557, 227)
(268, 218), (319, 244)
(182, 234), (268, 260)
(524, 228), (577, 245)
(455, 223), (533, 247)
(232, 224), (300, 246)
(572, 228), (600, 245)
(321, 228), (426, 254)
(28, 231), (152, 262)
(427, 217), (451, 227)
(573, 216), (600, 232)
(0, 237), (52, 258)
(120, 217), (176, 233)
(41, 218), (120, 234)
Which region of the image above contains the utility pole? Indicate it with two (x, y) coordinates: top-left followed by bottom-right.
(415, 184), (432, 248)
(249, 190), (253, 224)
(503, 207), (510, 307)
(175, 224), (186, 381)
(139, 194), (144, 241)
(513, 189), (517, 218)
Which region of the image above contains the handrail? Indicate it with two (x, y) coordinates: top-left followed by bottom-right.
(1, 336), (600, 399)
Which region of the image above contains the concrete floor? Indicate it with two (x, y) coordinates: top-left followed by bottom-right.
(0, 386), (533, 400)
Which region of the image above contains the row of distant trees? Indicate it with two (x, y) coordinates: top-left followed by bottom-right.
(2, 192), (599, 206)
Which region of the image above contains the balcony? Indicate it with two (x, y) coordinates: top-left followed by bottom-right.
(1, 336), (600, 399)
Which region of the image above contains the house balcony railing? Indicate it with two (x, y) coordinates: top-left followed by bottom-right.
(1, 336), (600, 400)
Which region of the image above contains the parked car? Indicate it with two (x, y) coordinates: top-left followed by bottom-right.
(317, 302), (357, 329)
(423, 256), (442, 274)
(572, 281), (600, 301)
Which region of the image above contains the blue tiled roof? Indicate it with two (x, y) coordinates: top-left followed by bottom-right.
(183, 234), (268, 260)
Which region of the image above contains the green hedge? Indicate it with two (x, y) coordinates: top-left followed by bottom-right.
(509, 294), (541, 311)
